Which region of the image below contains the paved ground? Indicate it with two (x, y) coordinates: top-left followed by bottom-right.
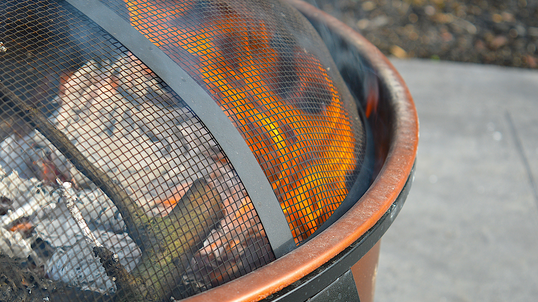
(375, 59), (538, 302)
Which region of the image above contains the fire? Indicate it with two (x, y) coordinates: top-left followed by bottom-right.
(124, 0), (360, 243)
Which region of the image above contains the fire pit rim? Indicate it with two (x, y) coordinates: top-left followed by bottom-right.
(179, 1), (419, 301)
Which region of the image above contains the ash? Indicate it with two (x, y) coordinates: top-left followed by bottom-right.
(0, 166), (140, 294)
(0, 53), (271, 297)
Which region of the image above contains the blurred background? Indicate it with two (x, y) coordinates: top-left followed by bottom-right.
(311, 0), (538, 68)
(308, 0), (538, 301)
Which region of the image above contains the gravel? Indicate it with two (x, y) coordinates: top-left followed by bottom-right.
(311, 0), (538, 68)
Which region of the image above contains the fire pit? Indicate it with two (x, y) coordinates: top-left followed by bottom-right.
(0, 0), (418, 301)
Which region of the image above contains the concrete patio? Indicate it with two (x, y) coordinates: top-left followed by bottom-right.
(375, 59), (538, 302)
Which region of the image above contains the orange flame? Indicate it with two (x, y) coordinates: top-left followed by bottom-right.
(124, 0), (359, 243)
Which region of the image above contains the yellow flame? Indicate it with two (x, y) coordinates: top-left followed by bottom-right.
(124, 0), (358, 243)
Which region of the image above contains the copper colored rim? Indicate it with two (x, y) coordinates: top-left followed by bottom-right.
(181, 1), (419, 301)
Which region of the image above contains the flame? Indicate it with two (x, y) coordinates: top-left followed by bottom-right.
(365, 75), (379, 118)
(124, 0), (359, 243)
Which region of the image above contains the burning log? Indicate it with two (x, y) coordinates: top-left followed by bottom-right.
(0, 56), (224, 300)
(94, 178), (222, 301)
(91, 178), (222, 301)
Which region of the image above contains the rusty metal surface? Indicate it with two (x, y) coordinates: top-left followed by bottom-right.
(350, 240), (381, 302)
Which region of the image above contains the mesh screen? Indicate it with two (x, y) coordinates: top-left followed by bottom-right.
(0, 0), (366, 301)
(104, 0), (366, 242)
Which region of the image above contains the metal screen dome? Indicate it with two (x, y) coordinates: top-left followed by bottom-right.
(0, 0), (374, 301)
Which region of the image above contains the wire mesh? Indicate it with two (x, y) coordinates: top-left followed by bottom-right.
(103, 0), (367, 242)
(0, 0), (367, 301)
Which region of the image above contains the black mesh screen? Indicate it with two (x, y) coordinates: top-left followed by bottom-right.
(103, 0), (366, 242)
(0, 0), (366, 301)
